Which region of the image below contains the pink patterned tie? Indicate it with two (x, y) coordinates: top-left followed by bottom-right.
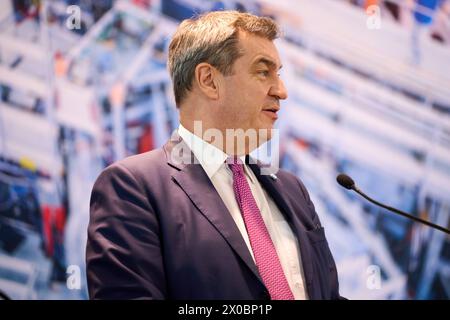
(227, 157), (294, 300)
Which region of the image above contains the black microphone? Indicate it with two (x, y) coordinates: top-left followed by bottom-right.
(336, 173), (450, 235)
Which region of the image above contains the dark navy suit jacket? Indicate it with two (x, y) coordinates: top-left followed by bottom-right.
(86, 134), (342, 299)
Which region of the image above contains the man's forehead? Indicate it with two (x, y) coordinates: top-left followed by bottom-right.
(237, 32), (282, 68)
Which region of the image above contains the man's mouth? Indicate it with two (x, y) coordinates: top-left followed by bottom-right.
(262, 107), (279, 120)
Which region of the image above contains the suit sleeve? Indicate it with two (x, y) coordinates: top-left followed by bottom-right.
(86, 162), (167, 299)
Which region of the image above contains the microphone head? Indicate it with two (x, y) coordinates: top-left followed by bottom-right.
(336, 173), (355, 190)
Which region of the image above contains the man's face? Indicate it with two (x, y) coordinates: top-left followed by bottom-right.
(218, 31), (288, 143)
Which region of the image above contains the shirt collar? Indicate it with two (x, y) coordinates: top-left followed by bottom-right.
(177, 124), (253, 182)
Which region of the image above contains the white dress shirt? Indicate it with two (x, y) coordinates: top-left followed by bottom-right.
(178, 124), (308, 299)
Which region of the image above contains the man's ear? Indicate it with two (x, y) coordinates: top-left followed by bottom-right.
(194, 62), (220, 100)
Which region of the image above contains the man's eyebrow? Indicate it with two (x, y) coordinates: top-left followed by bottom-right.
(253, 57), (283, 70)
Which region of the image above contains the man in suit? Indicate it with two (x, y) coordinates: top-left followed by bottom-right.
(86, 10), (341, 300)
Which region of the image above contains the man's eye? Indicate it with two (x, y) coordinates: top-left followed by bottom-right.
(258, 70), (269, 77)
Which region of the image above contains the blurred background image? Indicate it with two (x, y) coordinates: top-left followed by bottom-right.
(0, 0), (449, 300)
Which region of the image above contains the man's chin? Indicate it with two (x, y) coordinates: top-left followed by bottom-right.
(256, 127), (274, 144)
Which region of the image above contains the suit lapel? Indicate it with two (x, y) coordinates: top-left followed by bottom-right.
(248, 162), (316, 299)
(164, 134), (264, 285)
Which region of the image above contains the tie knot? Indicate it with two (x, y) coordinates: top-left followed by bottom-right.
(226, 156), (244, 175)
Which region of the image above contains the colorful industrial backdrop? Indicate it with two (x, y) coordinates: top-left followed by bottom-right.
(0, 0), (449, 299)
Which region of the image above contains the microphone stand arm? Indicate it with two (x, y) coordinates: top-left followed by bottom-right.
(352, 186), (450, 235)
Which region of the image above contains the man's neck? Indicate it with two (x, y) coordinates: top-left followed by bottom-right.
(180, 120), (256, 156)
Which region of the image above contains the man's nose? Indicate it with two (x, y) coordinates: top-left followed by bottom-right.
(270, 78), (288, 100)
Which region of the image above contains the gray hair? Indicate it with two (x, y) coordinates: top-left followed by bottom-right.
(167, 10), (280, 106)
